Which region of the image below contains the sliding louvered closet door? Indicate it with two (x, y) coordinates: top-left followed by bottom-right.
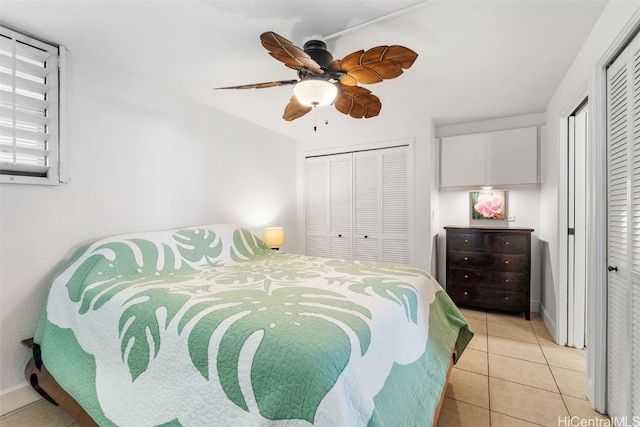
(305, 145), (409, 263)
(305, 153), (352, 258)
(606, 32), (640, 419)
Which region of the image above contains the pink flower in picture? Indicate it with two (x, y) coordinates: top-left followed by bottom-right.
(471, 191), (505, 220)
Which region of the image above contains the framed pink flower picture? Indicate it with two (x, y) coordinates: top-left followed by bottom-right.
(470, 190), (506, 220)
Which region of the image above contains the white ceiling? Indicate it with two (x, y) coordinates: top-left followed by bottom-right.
(2, 0), (607, 140)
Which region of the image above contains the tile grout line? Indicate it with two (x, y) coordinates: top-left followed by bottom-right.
(485, 314), (493, 427)
(534, 320), (574, 419)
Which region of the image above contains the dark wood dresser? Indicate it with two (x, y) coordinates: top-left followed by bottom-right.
(445, 226), (534, 320)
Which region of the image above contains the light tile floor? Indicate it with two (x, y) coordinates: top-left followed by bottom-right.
(437, 308), (610, 427)
(0, 309), (609, 427)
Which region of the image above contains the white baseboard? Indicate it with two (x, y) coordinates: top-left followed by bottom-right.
(530, 299), (540, 313)
(539, 304), (559, 344)
(0, 382), (42, 416)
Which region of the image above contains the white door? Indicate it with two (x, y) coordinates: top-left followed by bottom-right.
(304, 153), (353, 258)
(354, 151), (381, 261)
(380, 146), (410, 263)
(568, 101), (588, 349)
(305, 157), (329, 257)
(353, 146), (410, 263)
(606, 33), (640, 419)
(329, 154), (353, 259)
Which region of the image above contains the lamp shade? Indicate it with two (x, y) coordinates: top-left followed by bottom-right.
(293, 80), (338, 107)
(263, 227), (284, 248)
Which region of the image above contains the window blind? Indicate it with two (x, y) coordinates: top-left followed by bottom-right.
(0, 26), (60, 183)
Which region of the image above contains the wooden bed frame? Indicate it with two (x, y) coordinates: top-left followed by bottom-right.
(22, 338), (453, 427)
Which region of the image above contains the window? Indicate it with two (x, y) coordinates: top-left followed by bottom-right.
(0, 25), (64, 185)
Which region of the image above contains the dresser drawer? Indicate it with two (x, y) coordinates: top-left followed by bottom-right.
(487, 234), (528, 254)
(447, 285), (529, 311)
(489, 253), (528, 271)
(448, 251), (528, 271)
(447, 233), (485, 252)
(447, 250), (491, 267)
(447, 268), (527, 291)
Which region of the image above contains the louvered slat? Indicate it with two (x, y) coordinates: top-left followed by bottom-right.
(632, 273), (640, 416)
(382, 148), (409, 236)
(354, 152), (379, 237)
(632, 45), (640, 273)
(330, 155), (352, 259)
(382, 239), (409, 264)
(331, 236), (352, 259)
(609, 275), (630, 417)
(306, 236), (329, 258)
(608, 64), (628, 272)
(305, 159), (329, 257)
(355, 237), (379, 261)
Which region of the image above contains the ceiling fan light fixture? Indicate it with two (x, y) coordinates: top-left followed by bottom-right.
(293, 79), (338, 107)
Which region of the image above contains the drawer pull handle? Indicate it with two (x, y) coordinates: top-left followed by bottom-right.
(464, 257), (469, 261)
(504, 241), (510, 246)
(504, 296), (510, 301)
(463, 291), (469, 296)
(338, 234), (342, 238)
(464, 275), (469, 279)
(504, 279), (510, 283)
(464, 239), (469, 243)
(504, 260), (510, 265)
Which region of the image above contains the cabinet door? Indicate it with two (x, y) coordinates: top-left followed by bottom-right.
(440, 133), (486, 187)
(486, 127), (538, 185)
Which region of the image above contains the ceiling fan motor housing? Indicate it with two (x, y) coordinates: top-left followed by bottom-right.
(303, 40), (333, 69)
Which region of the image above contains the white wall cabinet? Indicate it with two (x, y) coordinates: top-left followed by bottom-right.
(305, 145), (410, 263)
(440, 127), (539, 187)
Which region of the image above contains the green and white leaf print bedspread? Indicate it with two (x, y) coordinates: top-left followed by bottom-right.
(35, 224), (473, 427)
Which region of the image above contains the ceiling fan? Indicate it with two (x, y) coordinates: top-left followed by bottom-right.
(214, 31), (418, 122)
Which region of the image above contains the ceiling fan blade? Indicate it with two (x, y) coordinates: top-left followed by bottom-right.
(260, 31), (324, 74)
(334, 45), (418, 85)
(283, 96), (312, 121)
(334, 84), (381, 119)
(214, 79), (298, 90)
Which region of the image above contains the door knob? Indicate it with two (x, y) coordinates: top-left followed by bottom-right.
(608, 266), (618, 272)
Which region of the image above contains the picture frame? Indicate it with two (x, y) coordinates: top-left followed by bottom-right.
(470, 190), (506, 220)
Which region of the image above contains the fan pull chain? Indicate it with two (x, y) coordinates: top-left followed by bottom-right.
(313, 107), (318, 132)
(312, 108), (329, 133)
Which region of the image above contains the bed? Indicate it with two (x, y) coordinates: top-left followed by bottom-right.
(26, 224), (473, 426)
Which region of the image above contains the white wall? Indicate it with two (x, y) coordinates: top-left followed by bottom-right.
(0, 50), (297, 401)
